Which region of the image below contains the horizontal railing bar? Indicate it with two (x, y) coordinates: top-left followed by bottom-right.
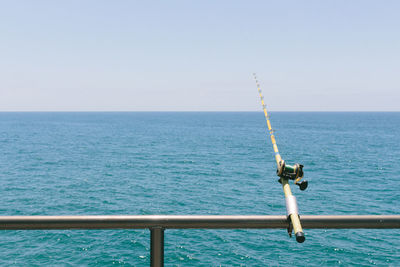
(0, 215), (399, 230)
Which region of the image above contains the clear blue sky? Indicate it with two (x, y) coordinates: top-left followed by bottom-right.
(1, 1), (399, 111)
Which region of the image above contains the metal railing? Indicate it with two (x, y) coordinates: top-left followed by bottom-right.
(1, 215), (399, 266)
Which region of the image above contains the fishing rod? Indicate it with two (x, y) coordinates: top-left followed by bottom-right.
(253, 73), (308, 243)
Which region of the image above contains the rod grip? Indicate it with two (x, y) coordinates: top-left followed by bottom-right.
(289, 214), (305, 243)
(286, 196), (305, 243)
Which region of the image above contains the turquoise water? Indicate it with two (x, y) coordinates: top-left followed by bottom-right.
(0, 112), (399, 266)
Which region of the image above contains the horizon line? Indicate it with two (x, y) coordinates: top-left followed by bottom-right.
(0, 110), (399, 113)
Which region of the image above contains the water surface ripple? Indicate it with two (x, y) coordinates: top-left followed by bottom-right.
(0, 112), (399, 265)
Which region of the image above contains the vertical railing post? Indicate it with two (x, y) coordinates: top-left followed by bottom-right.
(150, 227), (164, 267)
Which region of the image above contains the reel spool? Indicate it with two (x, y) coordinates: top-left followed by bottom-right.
(277, 160), (308, 191)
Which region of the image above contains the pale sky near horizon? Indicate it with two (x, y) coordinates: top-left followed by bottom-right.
(0, 1), (399, 111)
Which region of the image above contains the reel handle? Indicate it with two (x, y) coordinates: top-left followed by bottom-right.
(295, 180), (308, 191)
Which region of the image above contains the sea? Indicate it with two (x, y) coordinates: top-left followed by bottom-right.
(0, 112), (399, 266)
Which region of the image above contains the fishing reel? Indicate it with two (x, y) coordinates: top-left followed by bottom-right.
(277, 160), (308, 191)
